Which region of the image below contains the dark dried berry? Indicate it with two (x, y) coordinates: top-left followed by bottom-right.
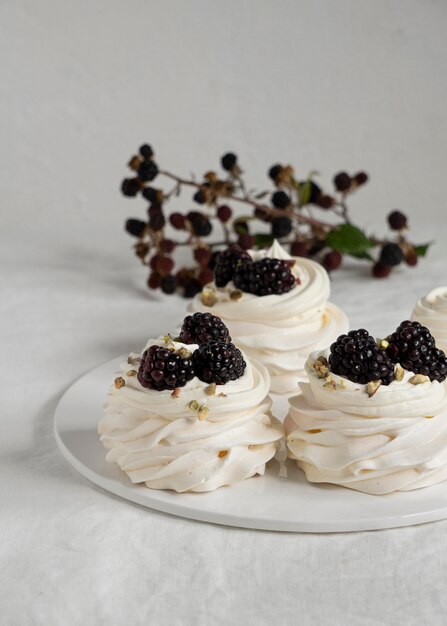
(125, 218), (146, 237)
(192, 341), (246, 385)
(290, 241), (309, 257)
(405, 250), (418, 267)
(329, 329), (395, 385)
(322, 250), (342, 271)
(169, 213), (186, 230)
(214, 245), (251, 287)
(386, 320), (447, 382)
(180, 312), (231, 345)
(234, 258), (297, 297)
(388, 210), (408, 231)
(137, 345), (195, 391)
(194, 247), (212, 266)
(271, 191), (290, 209)
(217, 205), (232, 222)
(380, 243), (403, 267)
(121, 177), (140, 197)
(354, 171), (368, 186)
(157, 256), (174, 274)
(149, 211), (165, 231)
(139, 144), (154, 159)
(147, 272), (161, 289)
(333, 172), (352, 192)
(316, 194), (334, 209)
(142, 187), (160, 203)
(160, 274), (176, 294)
(137, 160), (159, 182)
(254, 207), (271, 222)
(268, 164), (283, 183)
(188, 212), (212, 237)
(193, 189), (206, 204)
(271, 216), (292, 238)
(183, 279), (202, 298)
(221, 152), (237, 171)
(207, 250), (221, 271)
(160, 239), (176, 254)
(238, 233), (254, 250)
(372, 262), (392, 278)
(198, 268), (214, 286)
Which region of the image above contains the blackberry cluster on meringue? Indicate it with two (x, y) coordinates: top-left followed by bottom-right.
(138, 313), (246, 390)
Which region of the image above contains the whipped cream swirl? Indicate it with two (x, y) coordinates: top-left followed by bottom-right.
(412, 287), (447, 353)
(190, 241), (348, 394)
(99, 339), (283, 492)
(285, 349), (447, 494)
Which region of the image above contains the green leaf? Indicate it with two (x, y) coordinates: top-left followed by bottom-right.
(254, 233), (274, 249)
(326, 224), (375, 260)
(299, 180), (312, 206)
(414, 242), (432, 257)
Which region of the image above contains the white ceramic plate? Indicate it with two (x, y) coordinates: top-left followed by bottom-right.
(54, 356), (447, 533)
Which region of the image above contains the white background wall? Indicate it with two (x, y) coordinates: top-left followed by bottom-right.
(3, 0), (447, 254)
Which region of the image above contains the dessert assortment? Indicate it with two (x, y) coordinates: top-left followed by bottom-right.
(99, 313), (283, 492)
(412, 287), (447, 354)
(285, 322), (447, 494)
(189, 240), (349, 394)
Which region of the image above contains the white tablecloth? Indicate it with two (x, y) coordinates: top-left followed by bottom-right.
(3, 231), (447, 626)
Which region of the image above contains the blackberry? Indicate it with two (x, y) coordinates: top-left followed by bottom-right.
(217, 205), (232, 222)
(388, 210), (408, 231)
(238, 233), (254, 250)
(234, 258), (296, 297)
(137, 160), (159, 182)
(214, 245), (250, 287)
(149, 211), (165, 231)
(137, 345), (195, 391)
(192, 341), (246, 385)
(322, 250), (342, 271)
(299, 181), (322, 204)
(193, 189), (206, 204)
(268, 164), (283, 183)
(221, 152), (237, 171)
(316, 194), (334, 209)
(125, 218), (146, 237)
(271, 216), (292, 238)
(169, 212), (186, 230)
(271, 191), (290, 209)
(329, 329), (395, 385)
(121, 177), (140, 197)
(333, 172), (352, 192)
(160, 274), (176, 294)
(179, 312), (231, 345)
(139, 144), (154, 159)
(379, 243), (403, 267)
(386, 321), (447, 382)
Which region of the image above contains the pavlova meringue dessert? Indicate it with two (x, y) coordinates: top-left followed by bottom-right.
(285, 321), (447, 494)
(189, 240), (348, 394)
(412, 287), (447, 353)
(99, 313), (283, 492)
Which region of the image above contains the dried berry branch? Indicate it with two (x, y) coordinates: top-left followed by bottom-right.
(120, 144), (431, 296)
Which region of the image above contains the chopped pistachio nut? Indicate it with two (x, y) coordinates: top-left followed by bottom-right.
(409, 374), (430, 385)
(201, 288), (217, 307)
(394, 364), (405, 381)
(127, 354), (140, 365)
(425, 415), (434, 419)
(313, 356), (330, 379)
(177, 347), (192, 359)
(205, 383), (217, 396)
(229, 289), (243, 301)
(114, 377), (125, 389)
(198, 405), (209, 421)
(218, 449), (229, 458)
(188, 400), (200, 412)
(366, 380), (382, 397)
(308, 429), (322, 434)
(126, 369), (137, 377)
(337, 379), (347, 390)
(323, 376), (337, 391)
(378, 339), (389, 350)
(171, 387), (181, 398)
(162, 334), (175, 348)
(218, 392), (227, 398)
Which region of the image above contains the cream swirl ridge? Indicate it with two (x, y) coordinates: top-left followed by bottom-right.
(98, 339), (283, 492)
(412, 287), (447, 353)
(189, 242), (348, 394)
(284, 349), (447, 494)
